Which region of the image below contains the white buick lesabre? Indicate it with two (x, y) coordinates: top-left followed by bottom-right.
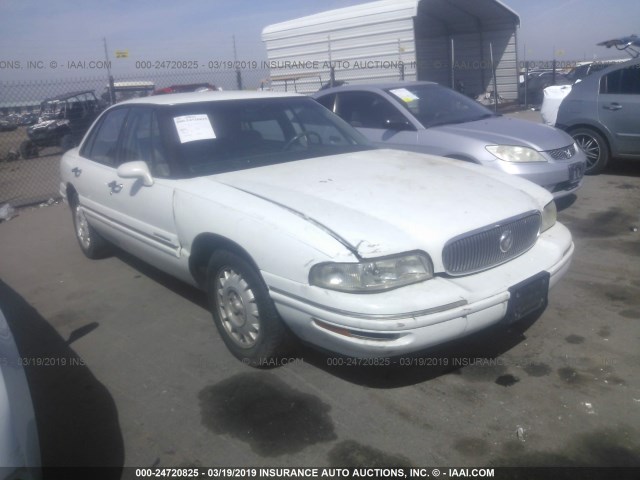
(60, 91), (573, 365)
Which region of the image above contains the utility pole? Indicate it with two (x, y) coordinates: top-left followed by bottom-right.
(233, 35), (243, 90)
(103, 37), (115, 104)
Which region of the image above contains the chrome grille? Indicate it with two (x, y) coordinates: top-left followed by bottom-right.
(546, 144), (576, 160)
(442, 212), (541, 275)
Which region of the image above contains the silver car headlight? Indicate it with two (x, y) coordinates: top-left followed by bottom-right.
(541, 200), (557, 232)
(309, 252), (434, 293)
(486, 145), (547, 163)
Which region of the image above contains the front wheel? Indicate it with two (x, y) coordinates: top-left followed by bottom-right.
(206, 250), (294, 366)
(571, 127), (609, 175)
(71, 198), (111, 259)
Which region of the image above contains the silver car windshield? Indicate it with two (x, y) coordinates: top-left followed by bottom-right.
(386, 84), (496, 128)
(166, 97), (373, 176)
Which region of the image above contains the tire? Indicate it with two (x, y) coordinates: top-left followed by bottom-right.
(70, 196), (111, 259)
(206, 250), (294, 366)
(19, 139), (38, 159)
(571, 127), (610, 175)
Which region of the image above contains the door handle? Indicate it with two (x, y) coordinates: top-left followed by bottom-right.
(603, 103), (622, 111)
(71, 167), (82, 177)
(107, 180), (123, 194)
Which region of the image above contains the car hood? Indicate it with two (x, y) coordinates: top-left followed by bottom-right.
(209, 149), (549, 262)
(434, 116), (574, 151)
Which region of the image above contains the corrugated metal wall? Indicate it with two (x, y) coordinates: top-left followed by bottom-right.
(262, 0), (519, 99)
(262, 1), (419, 92)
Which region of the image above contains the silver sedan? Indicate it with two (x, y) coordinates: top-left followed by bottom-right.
(314, 81), (587, 199)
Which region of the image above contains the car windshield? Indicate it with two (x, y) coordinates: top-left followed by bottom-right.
(165, 97), (373, 176)
(385, 84), (496, 128)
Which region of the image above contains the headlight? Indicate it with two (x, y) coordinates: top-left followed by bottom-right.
(486, 145), (547, 163)
(309, 252), (433, 293)
(541, 200), (557, 232)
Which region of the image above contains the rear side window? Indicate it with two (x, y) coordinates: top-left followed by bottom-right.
(600, 66), (640, 94)
(83, 108), (129, 166)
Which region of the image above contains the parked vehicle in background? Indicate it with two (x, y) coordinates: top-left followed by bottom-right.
(0, 117), (18, 132)
(19, 113), (39, 126)
(555, 57), (640, 174)
(102, 81), (156, 104)
(314, 81), (586, 199)
(19, 90), (104, 159)
(541, 59), (629, 126)
(60, 91), (573, 365)
(519, 70), (570, 106)
(153, 83), (218, 95)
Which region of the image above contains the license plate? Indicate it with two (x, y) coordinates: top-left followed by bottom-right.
(569, 162), (585, 182)
(504, 272), (550, 324)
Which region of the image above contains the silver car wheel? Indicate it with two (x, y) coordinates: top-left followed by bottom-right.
(216, 267), (260, 349)
(574, 133), (600, 171)
(75, 205), (91, 250)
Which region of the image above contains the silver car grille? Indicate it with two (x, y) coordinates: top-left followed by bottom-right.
(546, 144), (576, 160)
(442, 212), (541, 275)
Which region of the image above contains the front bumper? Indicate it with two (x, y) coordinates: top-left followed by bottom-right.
(484, 152), (587, 200)
(264, 222), (573, 358)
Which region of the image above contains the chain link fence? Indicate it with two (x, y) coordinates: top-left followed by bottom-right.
(1, 62), (521, 210)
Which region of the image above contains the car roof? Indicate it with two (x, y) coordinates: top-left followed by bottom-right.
(118, 90), (303, 106)
(571, 57), (640, 89)
(314, 81), (438, 96)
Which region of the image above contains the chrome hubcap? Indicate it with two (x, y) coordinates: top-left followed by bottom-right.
(574, 134), (600, 170)
(75, 206), (91, 250)
(216, 268), (260, 348)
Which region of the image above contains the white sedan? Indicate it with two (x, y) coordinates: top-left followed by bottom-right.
(60, 91), (574, 365)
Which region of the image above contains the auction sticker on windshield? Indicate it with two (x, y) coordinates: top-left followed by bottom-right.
(389, 88), (419, 103)
(173, 114), (216, 143)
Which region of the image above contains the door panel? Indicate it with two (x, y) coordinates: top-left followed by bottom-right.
(598, 66), (640, 156)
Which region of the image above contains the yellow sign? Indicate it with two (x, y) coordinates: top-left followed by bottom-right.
(115, 50), (129, 58)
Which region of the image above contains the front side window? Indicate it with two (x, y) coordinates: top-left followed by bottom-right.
(335, 91), (406, 129)
(121, 108), (170, 177)
(83, 108), (128, 166)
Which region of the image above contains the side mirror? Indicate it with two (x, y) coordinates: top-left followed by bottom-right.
(117, 161), (154, 187)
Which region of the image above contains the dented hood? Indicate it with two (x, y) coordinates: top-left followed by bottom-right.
(211, 149), (550, 261)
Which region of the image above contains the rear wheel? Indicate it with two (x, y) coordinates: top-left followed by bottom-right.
(70, 195), (111, 259)
(206, 250), (293, 366)
(571, 127), (609, 175)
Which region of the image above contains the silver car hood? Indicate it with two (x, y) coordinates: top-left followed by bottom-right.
(434, 116), (574, 151)
(211, 149), (548, 259)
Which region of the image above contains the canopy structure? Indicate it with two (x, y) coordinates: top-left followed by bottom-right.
(263, 0), (520, 99)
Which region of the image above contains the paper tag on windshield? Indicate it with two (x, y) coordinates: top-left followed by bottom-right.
(389, 88), (419, 103)
(173, 114), (216, 143)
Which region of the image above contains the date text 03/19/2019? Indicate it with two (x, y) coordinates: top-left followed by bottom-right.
(133, 467), (496, 478)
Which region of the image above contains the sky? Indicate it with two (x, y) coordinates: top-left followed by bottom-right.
(0, 0), (638, 84)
